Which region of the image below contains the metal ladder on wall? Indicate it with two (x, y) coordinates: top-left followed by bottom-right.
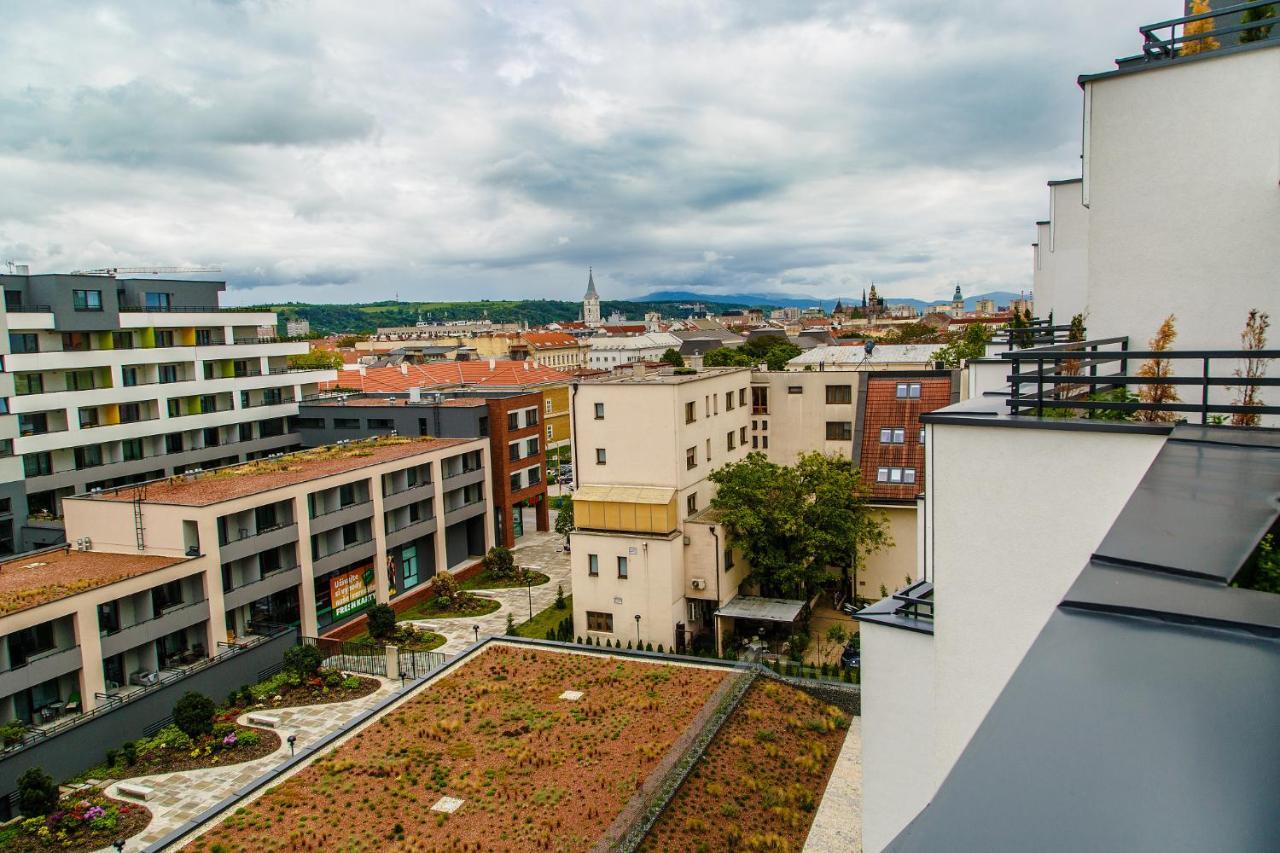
(133, 484), (147, 551)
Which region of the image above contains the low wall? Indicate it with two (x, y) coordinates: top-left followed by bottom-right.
(0, 628), (298, 810)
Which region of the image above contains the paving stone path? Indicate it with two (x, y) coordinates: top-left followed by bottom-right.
(98, 677), (399, 852)
(405, 527), (572, 654)
(804, 716), (862, 852)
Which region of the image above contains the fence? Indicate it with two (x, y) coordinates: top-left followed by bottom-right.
(398, 649), (449, 680)
(300, 635), (387, 676)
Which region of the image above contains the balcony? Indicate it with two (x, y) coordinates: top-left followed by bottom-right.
(0, 645), (83, 699)
(442, 465), (486, 489)
(217, 522), (298, 564)
(442, 496), (486, 527)
(1138, 2), (1280, 63)
(311, 539), (376, 576)
(382, 481), (433, 511)
(99, 599), (211, 659)
(309, 500), (373, 534)
(385, 514), (436, 549)
(222, 565), (302, 610)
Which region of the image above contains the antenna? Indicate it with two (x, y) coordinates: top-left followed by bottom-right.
(70, 266), (222, 276)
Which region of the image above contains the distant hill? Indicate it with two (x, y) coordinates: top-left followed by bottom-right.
(639, 289), (1026, 313)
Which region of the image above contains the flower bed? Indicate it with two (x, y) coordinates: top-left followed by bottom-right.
(185, 645), (730, 852)
(460, 568), (551, 590)
(243, 668), (382, 709)
(82, 717), (280, 782)
(0, 792), (151, 852)
(640, 680), (851, 851)
(396, 591), (501, 620)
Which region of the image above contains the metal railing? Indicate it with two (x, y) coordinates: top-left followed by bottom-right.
(300, 635), (387, 676)
(991, 322), (1078, 351)
(6, 303), (52, 313)
(1141, 1), (1278, 61)
(1005, 339), (1280, 423)
(0, 624), (292, 760)
(219, 521), (296, 546)
(119, 304), (226, 313)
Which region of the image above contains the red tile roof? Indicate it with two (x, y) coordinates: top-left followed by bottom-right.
(322, 361), (571, 393)
(522, 332), (579, 349)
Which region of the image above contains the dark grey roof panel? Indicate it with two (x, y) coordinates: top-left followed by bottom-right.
(888, 608), (1280, 853)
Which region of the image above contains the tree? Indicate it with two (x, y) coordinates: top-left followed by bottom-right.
(823, 625), (848, 664)
(17, 767), (59, 816)
(1240, 4), (1275, 42)
(555, 583), (567, 610)
(659, 348), (685, 368)
(430, 571), (474, 610)
(554, 498), (575, 543)
(366, 603), (396, 640)
(703, 347), (755, 368)
(933, 323), (992, 367)
(286, 350), (343, 371)
(506, 613), (517, 635)
(482, 546), (518, 580)
(173, 691), (216, 740)
(1135, 314), (1180, 423)
(1006, 309), (1035, 349)
(284, 643), (324, 678)
(877, 322), (947, 345)
(1181, 0), (1221, 54)
(1231, 309), (1270, 427)
(741, 335), (803, 371)
(709, 452), (889, 599)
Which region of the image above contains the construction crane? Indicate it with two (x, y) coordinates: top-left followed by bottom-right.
(69, 266), (222, 276)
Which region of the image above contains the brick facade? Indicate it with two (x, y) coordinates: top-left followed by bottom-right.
(857, 373), (955, 501)
(486, 392), (551, 548)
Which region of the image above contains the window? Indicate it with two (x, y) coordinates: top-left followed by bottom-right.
(762, 435), (769, 449)
(588, 554), (599, 577)
(825, 385), (852, 404)
(739, 426), (747, 445)
(525, 437), (539, 457)
(545, 399), (553, 414)
(478, 416), (488, 437)
(546, 424), (554, 441)
(876, 467), (917, 484)
(23, 452), (52, 477)
(196, 329), (213, 346)
(726, 431), (735, 451)
(617, 556), (628, 579)
(705, 438), (711, 461)
(686, 447), (697, 469)
(752, 436), (758, 449)
(152, 580), (184, 612)
(158, 364), (179, 384)
(685, 401), (696, 424)
(528, 466), (541, 485)
(368, 418), (395, 430)
(67, 370), (97, 391)
(199, 394), (217, 413)
(686, 492), (697, 515)
(896, 382), (922, 399)
(75, 445), (103, 469)
(78, 408), (100, 429)
(155, 330), (174, 347)
(787, 386), (802, 394)
(920, 427), (926, 444)
(72, 289), (103, 311)
(112, 331), (134, 349)
(339, 483), (357, 506)
(826, 421), (852, 441)
(507, 411), (520, 430)
(342, 522), (360, 546)
(596, 448), (606, 465)
(751, 386), (768, 414)
(524, 408), (539, 427)
(510, 472), (522, 492)
(879, 427), (906, 444)
(335, 418), (360, 429)
(9, 333), (38, 353)
(724, 548), (735, 571)
(166, 399), (181, 418)
(0, 439), (12, 458)
(239, 423), (254, 442)
(19, 413), (47, 436)
(62, 333), (91, 352)
(594, 402), (605, 420)
(739, 388), (747, 407)
(122, 438), (144, 461)
(725, 391), (735, 411)
(145, 292), (172, 310)
(586, 611), (612, 632)
(165, 433), (184, 454)
(119, 403), (142, 423)
(508, 443), (520, 462)
(122, 366), (138, 387)
(14, 374), (42, 395)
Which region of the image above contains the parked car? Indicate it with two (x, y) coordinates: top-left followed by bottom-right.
(559, 464), (573, 480)
(840, 642), (861, 669)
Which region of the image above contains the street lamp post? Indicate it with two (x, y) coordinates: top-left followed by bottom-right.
(473, 624), (480, 643)
(526, 577), (534, 622)
(634, 614), (641, 646)
(287, 735), (297, 757)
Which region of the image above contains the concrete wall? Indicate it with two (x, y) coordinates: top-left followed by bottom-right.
(1033, 180), (1089, 324)
(570, 529), (683, 648)
(751, 371), (861, 464)
(861, 623), (935, 853)
(859, 504), (917, 600)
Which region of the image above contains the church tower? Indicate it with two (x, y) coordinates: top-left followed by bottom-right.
(950, 283), (964, 318)
(582, 268), (601, 327)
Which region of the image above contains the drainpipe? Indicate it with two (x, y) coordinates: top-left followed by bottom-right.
(709, 524), (722, 656)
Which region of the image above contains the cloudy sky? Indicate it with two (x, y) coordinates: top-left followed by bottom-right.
(0, 0), (1172, 305)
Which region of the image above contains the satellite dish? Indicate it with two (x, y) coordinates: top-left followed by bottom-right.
(864, 339), (876, 355)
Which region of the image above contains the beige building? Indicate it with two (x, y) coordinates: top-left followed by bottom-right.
(569, 367), (752, 651)
(0, 437), (494, 723)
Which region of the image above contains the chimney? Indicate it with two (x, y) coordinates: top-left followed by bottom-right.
(358, 366), (367, 376)
(400, 363), (409, 376)
(488, 359), (496, 371)
(523, 361), (530, 370)
(632, 363), (646, 379)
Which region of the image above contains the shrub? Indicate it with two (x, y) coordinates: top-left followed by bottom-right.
(626, 640), (633, 650)
(482, 546), (517, 580)
(284, 643), (324, 678)
(576, 636), (583, 644)
(105, 748), (120, 767)
(645, 642), (653, 652)
(173, 691), (216, 740)
(506, 613), (517, 635)
(322, 669), (344, 688)
(122, 741), (138, 766)
(366, 604), (396, 640)
(17, 767), (58, 816)
(554, 584), (566, 610)
(238, 730), (261, 747)
(657, 644), (665, 654)
(342, 675), (362, 690)
(0, 719), (24, 746)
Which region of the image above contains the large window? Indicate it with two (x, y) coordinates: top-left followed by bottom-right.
(876, 467), (917, 485)
(145, 292), (172, 310)
(14, 373), (42, 395)
(825, 385), (852, 404)
(72, 289), (103, 311)
(587, 611), (613, 632)
(112, 331), (134, 349)
(9, 333), (38, 353)
(23, 452), (51, 477)
(74, 445), (103, 469)
(826, 421), (852, 441)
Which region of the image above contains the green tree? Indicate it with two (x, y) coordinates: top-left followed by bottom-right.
(878, 322), (948, 345)
(659, 348), (685, 368)
(284, 643), (324, 678)
(366, 603), (396, 640)
(702, 346), (755, 368)
(17, 767), (59, 816)
(554, 499), (575, 543)
(741, 335), (803, 371)
(933, 323), (992, 367)
(286, 350), (343, 371)
(482, 546), (518, 580)
(1240, 4), (1275, 42)
(173, 691), (216, 740)
(709, 452), (889, 599)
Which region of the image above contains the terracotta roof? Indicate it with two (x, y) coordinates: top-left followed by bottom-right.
(322, 361), (570, 393)
(601, 324), (647, 334)
(83, 437), (471, 506)
(308, 396), (489, 408)
(522, 332), (579, 349)
(0, 548), (188, 616)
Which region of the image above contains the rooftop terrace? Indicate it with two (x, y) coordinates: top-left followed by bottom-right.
(80, 437), (470, 506)
(0, 547), (188, 617)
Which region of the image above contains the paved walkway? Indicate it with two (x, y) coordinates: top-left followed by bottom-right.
(405, 527), (572, 654)
(804, 716), (862, 852)
(98, 677), (400, 852)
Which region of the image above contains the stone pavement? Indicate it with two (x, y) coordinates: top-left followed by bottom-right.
(804, 716), (862, 852)
(406, 527), (572, 655)
(98, 677), (399, 852)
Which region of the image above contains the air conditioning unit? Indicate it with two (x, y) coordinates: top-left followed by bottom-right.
(691, 578), (707, 591)
(683, 535), (691, 545)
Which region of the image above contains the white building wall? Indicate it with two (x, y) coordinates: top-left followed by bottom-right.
(1034, 180), (1090, 324)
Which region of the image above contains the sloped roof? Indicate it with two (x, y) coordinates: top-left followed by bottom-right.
(523, 332), (579, 349)
(323, 361), (571, 392)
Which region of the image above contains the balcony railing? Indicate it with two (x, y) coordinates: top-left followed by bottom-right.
(219, 521), (296, 546)
(990, 320), (1078, 351)
(119, 304), (225, 312)
(7, 303), (52, 313)
(1140, 1), (1279, 62)
(1005, 338), (1280, 423)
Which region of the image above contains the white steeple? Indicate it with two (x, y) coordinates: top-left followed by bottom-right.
(582, 267), (601, 327)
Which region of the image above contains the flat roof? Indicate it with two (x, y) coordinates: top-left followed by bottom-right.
(81, 437), (471, 506)
(304, 396), (489, 408)
(715, 595), (806, 623)
(0, 548), (189, 617)
(583, 366), (749, 385)
(573, 484), (676, 504)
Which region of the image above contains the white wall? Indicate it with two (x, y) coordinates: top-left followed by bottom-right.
(861, 623), (935, 853)
(1034, 180), (1090, 324)
(927, 422), (1165, 784)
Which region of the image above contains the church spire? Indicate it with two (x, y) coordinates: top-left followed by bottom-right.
(584, 267), (599, 299)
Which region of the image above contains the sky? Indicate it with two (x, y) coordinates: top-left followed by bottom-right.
(0, 0), (1173, 305)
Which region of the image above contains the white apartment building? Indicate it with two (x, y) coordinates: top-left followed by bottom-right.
(569, 367), (752, 650)
(0, 272), (336, 552)
(585, 332), (683, 370)
(858, 14), (1279, 852)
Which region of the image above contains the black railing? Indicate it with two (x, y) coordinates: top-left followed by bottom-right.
(119, 305), (226, 312)
(300, 635), (387, 676)
(1141, 1), (1278, 61)
(1005, 339), (1280, 423)
(7, 304), (52, 313)
(991, 323), (1078, 351)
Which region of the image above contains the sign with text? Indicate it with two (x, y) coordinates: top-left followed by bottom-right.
(331, 564), (376, 619)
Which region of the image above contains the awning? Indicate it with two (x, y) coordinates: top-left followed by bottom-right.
(715, 595), (807, 623)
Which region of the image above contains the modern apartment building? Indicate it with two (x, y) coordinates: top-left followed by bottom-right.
(0, 272), (336, 554)
(858, 12), (1279, 851)
(569, 367), (753, 650)
(293, 390), (550, 547)
(0, 436), (491, 730)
